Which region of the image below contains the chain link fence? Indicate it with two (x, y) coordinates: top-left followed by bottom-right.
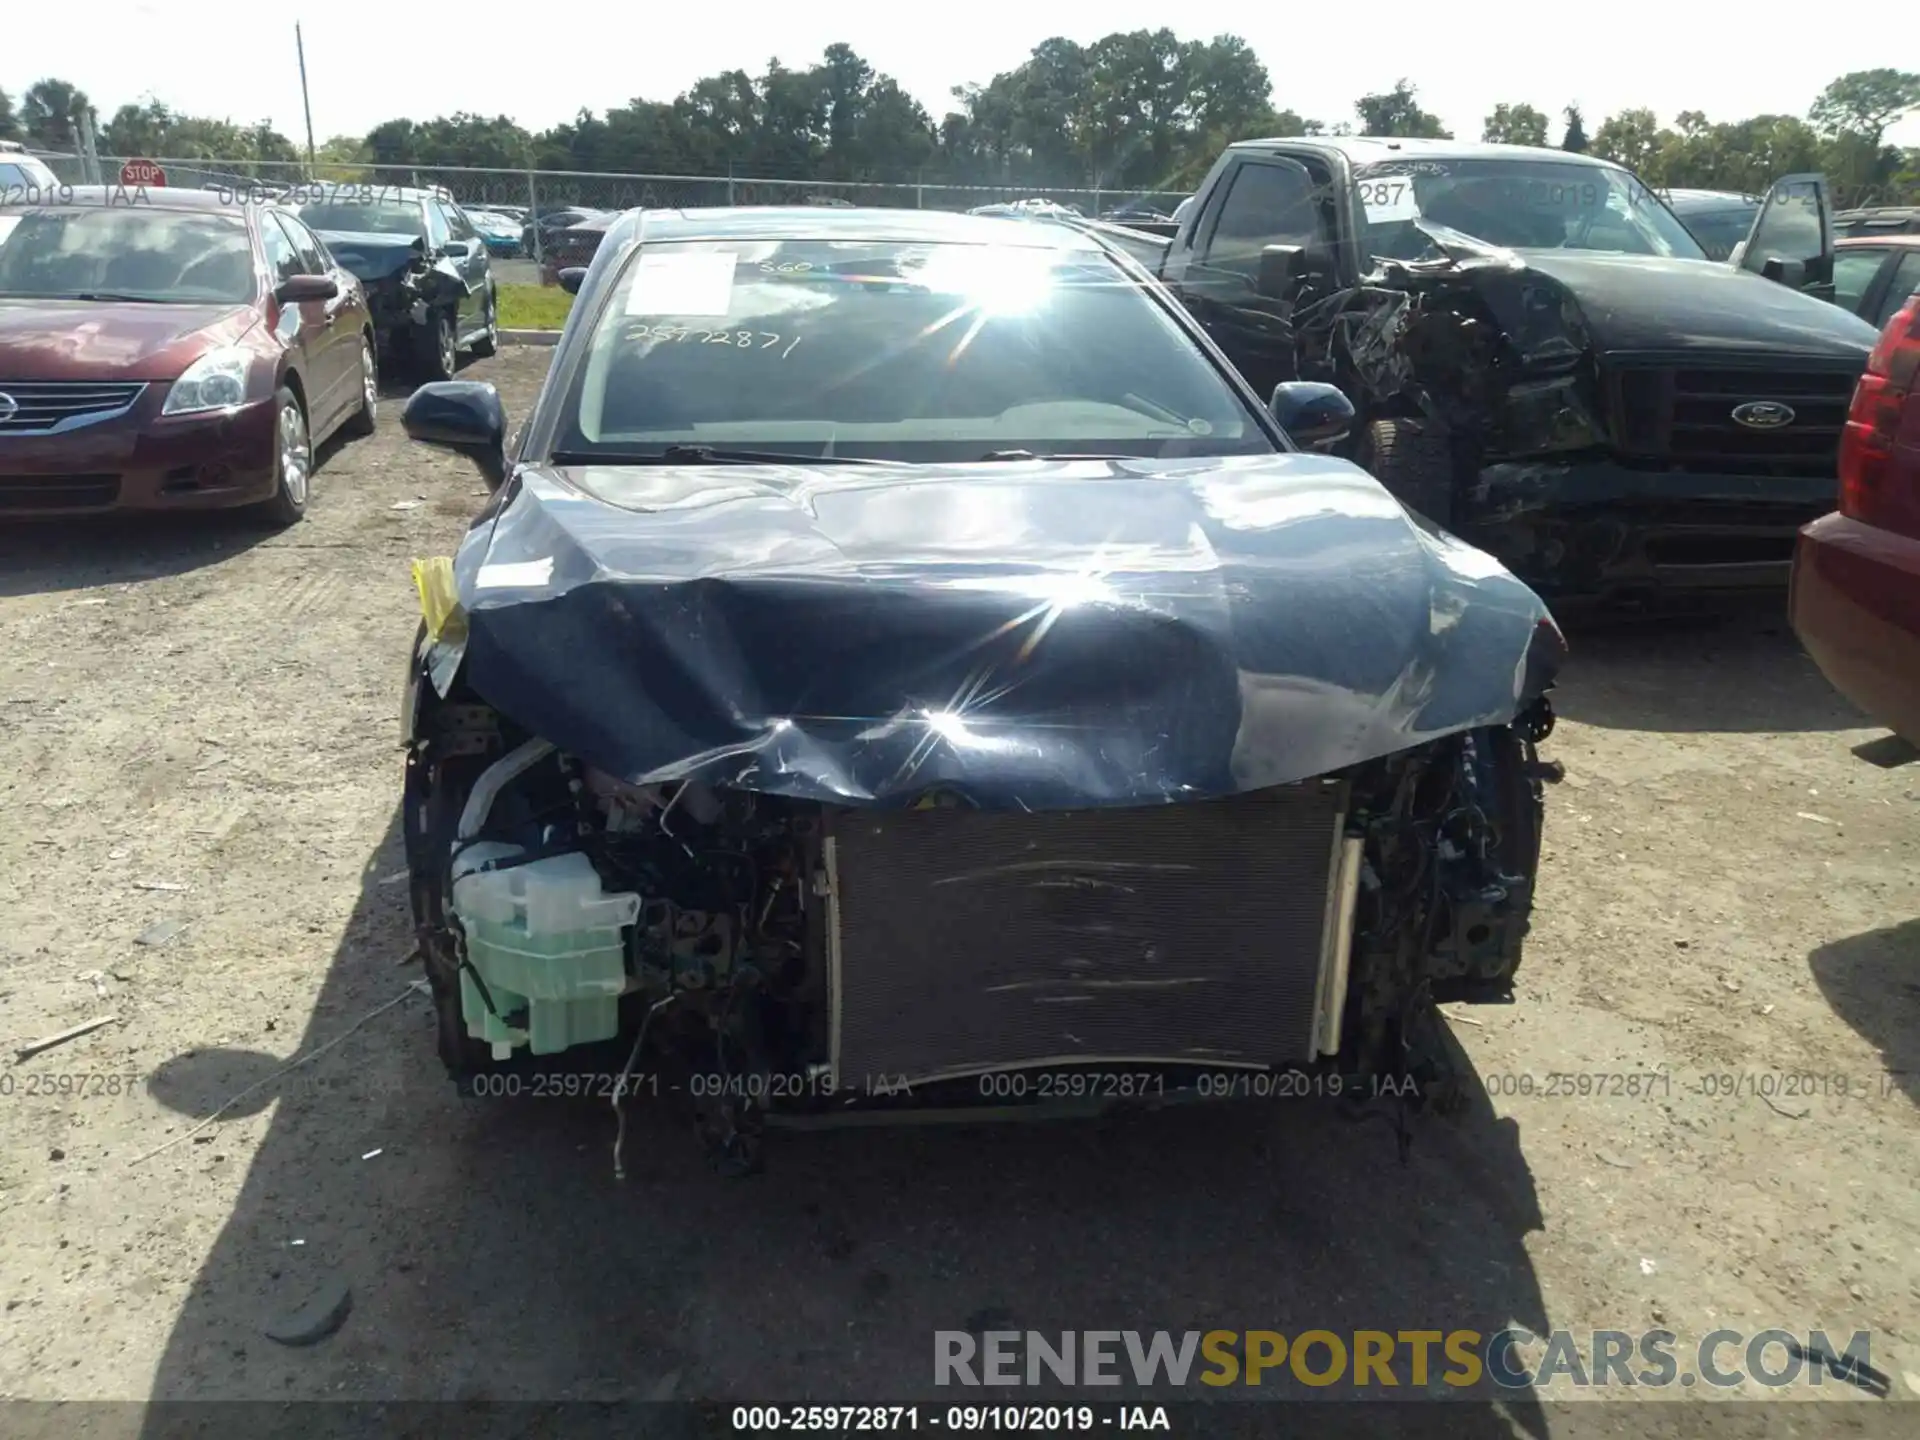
(23, 148), (1909, 280)
(31, 151), (1188, 221)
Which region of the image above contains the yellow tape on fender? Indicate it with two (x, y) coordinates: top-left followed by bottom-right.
(410, 556), (464, 644)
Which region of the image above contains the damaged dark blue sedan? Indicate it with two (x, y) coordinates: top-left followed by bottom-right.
(397, 207), (1566, 1173)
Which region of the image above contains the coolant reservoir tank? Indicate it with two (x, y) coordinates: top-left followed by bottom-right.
(450, 848), (642, 1059)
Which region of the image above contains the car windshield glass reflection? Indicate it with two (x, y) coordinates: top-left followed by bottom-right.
(1677, 207), (1758, 262)
(0, 208), (256, 302)
(296, 199), (424, 238)
(1357, 158), (1708, 261)
(557, 239), (1275, 465)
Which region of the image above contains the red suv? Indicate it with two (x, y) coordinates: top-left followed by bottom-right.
(1790, 293), (1920, 745)
(0, 187), (376, 524)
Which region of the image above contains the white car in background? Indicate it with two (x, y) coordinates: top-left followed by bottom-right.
(0, 142), (61, 195)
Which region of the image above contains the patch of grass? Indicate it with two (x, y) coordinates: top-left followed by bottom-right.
(496, 283), (573, 331)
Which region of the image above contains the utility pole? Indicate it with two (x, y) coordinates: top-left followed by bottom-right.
(77, 107), (102, 185)
(296, 23), (317, 172)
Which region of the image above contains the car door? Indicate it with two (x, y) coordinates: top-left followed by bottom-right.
(442, 201), (491, 339)
(260, 213), (341, 424)
(273, 211), (355, 431)
(1158, 152), (1342, 400)
(425, 199), (472, 340)
(1832, 245), (1898, 322)
(1736, 174), (1835, 299)
(1872, 250), (1920, 328)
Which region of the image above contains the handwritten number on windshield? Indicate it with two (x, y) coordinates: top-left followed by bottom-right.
(631, 324), (803, 358)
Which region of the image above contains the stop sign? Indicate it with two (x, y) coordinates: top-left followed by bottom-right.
(120, 158), (167, 187)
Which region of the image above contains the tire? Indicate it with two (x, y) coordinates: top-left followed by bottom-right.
(1362, 418), (1456, 528)
(416, 310), (457, 382)
(253, 385), (311, 527)
(471, 287), (498, 358)
(341, 333), (378, 439)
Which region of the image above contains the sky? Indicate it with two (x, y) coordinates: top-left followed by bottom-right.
(10, 1), (1917, 157)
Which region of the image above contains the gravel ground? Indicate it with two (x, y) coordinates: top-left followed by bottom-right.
(1, 346), (1917, 1423)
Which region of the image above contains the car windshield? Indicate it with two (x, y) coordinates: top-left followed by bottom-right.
(1676, 206), (1759, 262)
(1, 156), (62, 191)
(295, 197), (424, 237)
(554, 237), (1272, 464)
(0, 206), (257, 303)
(1355, 156), (1708, 261)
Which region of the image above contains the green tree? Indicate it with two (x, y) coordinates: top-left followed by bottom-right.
(1482, 102), (1550, 146)
(21, 78), (91, 151)
(312, 135), (374, 181)
(1591, 108), (1668, 179)
(43, 49), (1920, 207)
(102, 99), (173, 157)
(1354, 79), (1450, 138)
(0, 89), (20, 141)
(1560, 104), (1589, 153)
(364, 118), (418, 165)
(1809, 69), (1920, 146)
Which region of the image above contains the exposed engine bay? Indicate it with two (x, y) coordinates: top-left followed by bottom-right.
(1092, 173), (1870, 602)
(1239, 221), (1606, 515)
(405, 683), (1558, 1176)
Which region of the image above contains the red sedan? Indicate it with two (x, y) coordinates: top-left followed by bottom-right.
(0, 186), (376, 524)
(1790, 292), (1920, 745)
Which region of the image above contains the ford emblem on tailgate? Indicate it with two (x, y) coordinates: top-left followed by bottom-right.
(1731, 400), (1795, 429)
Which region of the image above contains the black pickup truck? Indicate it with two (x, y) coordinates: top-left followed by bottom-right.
(1096, 138), (1883, 604)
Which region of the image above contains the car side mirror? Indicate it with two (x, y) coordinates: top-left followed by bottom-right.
(404, 380), (508, 490)
(1255, 243), (1334, 300)
(558, 267), (588, 295)
(442, 239), (470, 258)
(1270, 381), (1354, 449)
(275, 274), (339, 305)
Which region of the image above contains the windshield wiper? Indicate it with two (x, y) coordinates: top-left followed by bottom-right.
(550, 445), (885, 467)
(69, 292), (168, 303)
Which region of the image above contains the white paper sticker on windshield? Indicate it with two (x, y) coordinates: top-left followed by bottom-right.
(476, 558), (554, 589)
(624, 252), (738, 316)
(1356, 176), (1420, 224)
(0, 216), (20, 249)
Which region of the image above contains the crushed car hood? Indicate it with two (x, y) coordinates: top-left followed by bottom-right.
(444, 454), (1562, 809)
(1498, 250), (1879, 359)
(311, 231), (422, 283)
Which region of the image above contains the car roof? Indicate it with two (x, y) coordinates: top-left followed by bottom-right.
(604, 206), (1105, 250)
(1229, 134), (1633, 171)
(1664, 188), (1761, 210)
(320, 186), (437, 202)
(1837, 232), (1920, 248)
(0, 184), (249, 213)
(1836, 207), (1920, 238)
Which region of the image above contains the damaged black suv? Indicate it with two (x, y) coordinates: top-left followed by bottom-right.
(396, 207), (1564, 1175)
(1111, 139), (1883, 605)
(294, 187), (497, 381)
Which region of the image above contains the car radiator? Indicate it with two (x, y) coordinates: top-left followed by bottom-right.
(823, 780), (1354, 1088)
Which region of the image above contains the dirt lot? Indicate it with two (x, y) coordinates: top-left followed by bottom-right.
(1, 346), (1917, 1424)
